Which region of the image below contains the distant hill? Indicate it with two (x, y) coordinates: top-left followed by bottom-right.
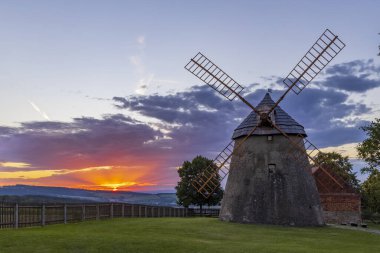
(0, 185), (178, 206)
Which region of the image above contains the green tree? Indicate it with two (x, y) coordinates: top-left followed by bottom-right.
(175, 155), (223, 214)
(315, 152), (360, 189)
(357, 118), (380, 174)
(361, 170), (380, 215)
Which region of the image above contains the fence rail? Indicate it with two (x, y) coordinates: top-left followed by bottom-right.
(0, 203), (220, 229)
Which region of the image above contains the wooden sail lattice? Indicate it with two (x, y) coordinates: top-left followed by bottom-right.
(283, 29), (346, 94)
(283, 134), (345, 189)
(185, 53), (244, 101)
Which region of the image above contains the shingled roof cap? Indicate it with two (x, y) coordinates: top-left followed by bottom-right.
(232, 93), (307, 139)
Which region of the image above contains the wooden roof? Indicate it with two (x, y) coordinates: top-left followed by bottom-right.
(312, 166), (356, 194)
(232, 93), (306, 139)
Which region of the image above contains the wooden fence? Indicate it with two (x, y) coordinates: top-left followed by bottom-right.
(0, 203), (220, 229)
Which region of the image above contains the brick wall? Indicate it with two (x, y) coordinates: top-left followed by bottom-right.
(319, 193), (361, 224)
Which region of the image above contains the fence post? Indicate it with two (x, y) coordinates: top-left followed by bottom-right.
(158, 207), (160, 217)
(121, 204), (125, 217)
(145, 206), (147, 218)
(14, 204), (19, 229)
(82, 204), (86, 222)
(138, 205), (141, 217)
(163, 207), (166, 217)
(110, 203), (114, 219)
(131, 204), (135, 217)
(96, 204), (100, 220)
(41, 204), (46, 226)
(64, 204), (67, 224)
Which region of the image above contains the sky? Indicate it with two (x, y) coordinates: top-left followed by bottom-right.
(0, 0), (379, 192)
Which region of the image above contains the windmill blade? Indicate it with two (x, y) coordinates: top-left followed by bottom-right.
(267, 29), (345, 115)
(192, 123), (260, 198)
(272, 123), (345, 189)
(192, 141), (234, 199)
(185, 52), (261, 115)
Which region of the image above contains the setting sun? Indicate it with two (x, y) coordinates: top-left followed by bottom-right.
(100, 182), (137, 191)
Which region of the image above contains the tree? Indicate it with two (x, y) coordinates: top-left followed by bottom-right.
(357, 118), (380, 174)
(175, 155), (223, 214)
(357, 119), (380, 219)
(361, 170), (380, 215)
(315, 152), (360, 189)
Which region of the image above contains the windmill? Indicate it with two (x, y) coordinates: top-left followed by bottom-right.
(184, 29), (346, 226)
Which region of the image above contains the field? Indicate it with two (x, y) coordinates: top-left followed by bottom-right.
(0, 218), (379, 253)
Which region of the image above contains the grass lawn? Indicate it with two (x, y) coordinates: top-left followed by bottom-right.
(0, 218), (379, 253)
(367, 221), (380, 230)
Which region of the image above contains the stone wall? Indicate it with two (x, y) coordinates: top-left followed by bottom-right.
(220, 135), (324, 226)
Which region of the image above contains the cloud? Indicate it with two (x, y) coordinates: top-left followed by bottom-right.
(115, 59), (374, 150)
(0, 59), (377, 191)
(130, 35), (151, 95)
(137, 35), (145, 47)
(0, 114), (177, 191)
(319, 59), (380, 93)
(0, 162), (31, 168)
(28, 100), (51, 121)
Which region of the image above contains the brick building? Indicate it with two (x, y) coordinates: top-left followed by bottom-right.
(312, 166), (361, 224)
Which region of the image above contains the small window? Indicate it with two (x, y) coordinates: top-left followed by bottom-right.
(268, 164), (276, 173)
(267, 135), (273, 141)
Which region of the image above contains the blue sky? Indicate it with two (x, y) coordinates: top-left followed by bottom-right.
(0, 0), (379, 190)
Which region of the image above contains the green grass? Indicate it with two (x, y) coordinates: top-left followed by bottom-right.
(366, 221), (380, 230)
(0, 218), (379, 253)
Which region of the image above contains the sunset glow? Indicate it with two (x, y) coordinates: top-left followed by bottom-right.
(0, 163), (166, 192)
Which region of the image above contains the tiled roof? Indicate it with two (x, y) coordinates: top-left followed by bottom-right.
(232, 93), (307, 139)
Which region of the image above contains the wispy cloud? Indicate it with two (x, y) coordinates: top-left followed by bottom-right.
(137, 35), (145, 47)
(129, 36), (179, 95)
(319, 143), (359, 159)
(0, 162), (32, 169)
(129, 35), (150, 95)
(28, 100), (50, 121)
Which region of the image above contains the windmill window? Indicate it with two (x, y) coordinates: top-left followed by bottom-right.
(268, 164), (276, 173)
(267, 135), (273, 141)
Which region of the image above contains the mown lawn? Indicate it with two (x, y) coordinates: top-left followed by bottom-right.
(0, 218), (379, 253)
(365, 221), (380, 230)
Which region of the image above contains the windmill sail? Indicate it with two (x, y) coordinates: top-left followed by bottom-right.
(268, 29), (345, 115)
(193, 124), (260, 198)
(279, 131), (345, 189)
(185, 52), (261, 114)
(192, 141), (234, 198)
(185, 53), (244, 101)
(283, 29), (345, 95)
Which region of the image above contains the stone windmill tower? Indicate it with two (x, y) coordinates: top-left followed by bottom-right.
(184, 29), (346, 226)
